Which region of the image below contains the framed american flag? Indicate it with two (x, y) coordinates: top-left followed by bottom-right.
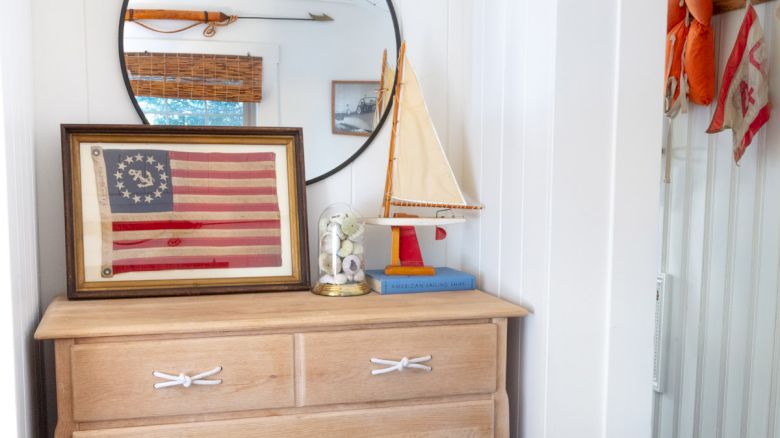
(61, 125), (309, 299)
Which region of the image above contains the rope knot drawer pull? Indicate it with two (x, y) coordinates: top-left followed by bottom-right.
(153, 366), (223, 389)
(370, 355), (432, 375)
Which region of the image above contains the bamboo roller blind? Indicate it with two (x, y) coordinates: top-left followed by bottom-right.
(124, 52), (262, 102)
(713, 0), (772, 14)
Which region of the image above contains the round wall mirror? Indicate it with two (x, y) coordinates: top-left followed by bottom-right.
(119, 0), (400, 184)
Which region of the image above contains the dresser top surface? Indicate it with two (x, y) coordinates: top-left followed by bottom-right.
(35, 290), (528, 340)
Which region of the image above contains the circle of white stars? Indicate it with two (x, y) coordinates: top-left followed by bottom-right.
(114, 154), (169, 204)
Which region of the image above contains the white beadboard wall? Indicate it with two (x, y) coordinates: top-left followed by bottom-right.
(468, 0), (664, 436)
(654, 3), (780, 438)
(0, 0), (41, 435)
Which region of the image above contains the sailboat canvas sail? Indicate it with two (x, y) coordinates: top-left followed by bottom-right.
(392, 58), (466, 207)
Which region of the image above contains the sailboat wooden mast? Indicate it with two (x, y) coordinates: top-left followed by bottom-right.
(376, 49), (388, 123)
(382, 43), (406, 218)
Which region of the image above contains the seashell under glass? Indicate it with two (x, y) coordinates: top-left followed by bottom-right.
(312, 203), (369, 296)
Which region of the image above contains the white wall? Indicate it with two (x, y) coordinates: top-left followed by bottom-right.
(466, 0), (664, 436)
(654, 4), (780, 438)
(0, 0), (41, 435)
(31, 0), (664, 436)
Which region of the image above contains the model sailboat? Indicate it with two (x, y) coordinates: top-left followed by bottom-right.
(366, 42), (482, 276)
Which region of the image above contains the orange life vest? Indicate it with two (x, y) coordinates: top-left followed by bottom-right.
(665, 0), (716, 116)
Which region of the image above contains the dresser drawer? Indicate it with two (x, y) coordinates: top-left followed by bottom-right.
(297, 323), (497, 406)
(70, 335), (294, 422)
(72, 400), (494, 437)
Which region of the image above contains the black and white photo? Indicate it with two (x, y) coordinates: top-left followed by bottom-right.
(331, 80), (380, 136)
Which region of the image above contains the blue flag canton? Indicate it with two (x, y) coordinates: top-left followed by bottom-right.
(102, 149), (174, 213)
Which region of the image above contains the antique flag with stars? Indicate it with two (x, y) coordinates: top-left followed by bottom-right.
(706, 4), (770, 163)
(91, 146), (282, 277)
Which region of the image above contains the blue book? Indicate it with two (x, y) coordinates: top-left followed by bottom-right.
(366, 268), (476, 294)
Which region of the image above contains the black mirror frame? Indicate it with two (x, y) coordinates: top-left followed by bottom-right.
(118, 0), (402, 185)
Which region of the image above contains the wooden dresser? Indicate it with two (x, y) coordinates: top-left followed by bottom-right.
(36, 290), (527, 437)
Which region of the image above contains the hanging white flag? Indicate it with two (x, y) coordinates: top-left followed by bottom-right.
(707, 4), (770, 163)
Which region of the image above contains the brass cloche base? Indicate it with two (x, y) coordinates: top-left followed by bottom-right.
(311, 281), (370, 297)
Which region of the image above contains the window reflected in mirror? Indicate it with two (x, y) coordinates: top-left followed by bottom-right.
(136, 97), (253, 126)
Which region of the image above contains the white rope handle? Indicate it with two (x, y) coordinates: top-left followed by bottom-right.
(153, 366), (223, 389)
(370, 355), (432, 375)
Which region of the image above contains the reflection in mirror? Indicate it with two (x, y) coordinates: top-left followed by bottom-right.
(120, 0), (399, 183)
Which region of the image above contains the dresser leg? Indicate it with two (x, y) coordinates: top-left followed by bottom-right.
(493, 318), (510, 438)
(494, 390), (510, 438)
(54, 422), (75, 438)
(54, 339), (76, 438)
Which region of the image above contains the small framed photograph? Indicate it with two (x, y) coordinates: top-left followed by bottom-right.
(61, 124), (309, 299)
(331, 80), (380, 136)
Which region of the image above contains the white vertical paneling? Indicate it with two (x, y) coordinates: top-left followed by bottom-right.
(458, 0), (484, 281)
(0, 0), (41, 434)
(442, 0), (473, 272)
(545, 0), (617, 434)
(767, 11), (780, 431)
(654, 3), (780, 438)
(690, 101), (717, 438)
(83, 0), (142, 123)
(745, 8), (778, 438)
(474, 0), (506, 296)
(602, 0), (665, 435)
(697, 108), (733, 438)
(722, 136), (759, 438)
(499, 0), (524, 432)
(33, 0), (90, 309)
(470, 0), (663, 436)
(0, 72), (20, 438)
(33, 1), (102, 433)
(656, 99), (693, 438)
(676, 103), (711, 438)
(515, 0), (556, 434)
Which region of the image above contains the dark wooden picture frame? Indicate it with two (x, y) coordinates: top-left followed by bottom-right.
(62, 124), (309, 299)
(331, 80), (381, 137)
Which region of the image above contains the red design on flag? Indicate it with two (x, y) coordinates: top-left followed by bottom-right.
(739, 81), (755, 116)
(96, 149), (282, 277)
(706, 5), (770, 163)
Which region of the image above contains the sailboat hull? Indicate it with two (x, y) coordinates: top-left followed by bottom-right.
(365, 217), (465, 226)
(385, 265), (436, 276)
